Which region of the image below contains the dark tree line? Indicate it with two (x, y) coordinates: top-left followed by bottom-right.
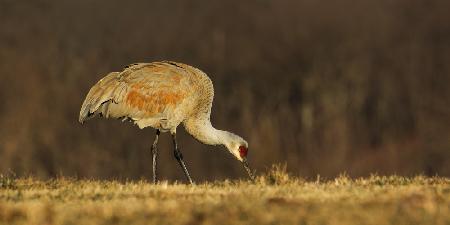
(0, 0), (449, 180)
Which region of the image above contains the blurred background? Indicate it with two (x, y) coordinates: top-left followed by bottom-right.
(0, 0), (449, 181)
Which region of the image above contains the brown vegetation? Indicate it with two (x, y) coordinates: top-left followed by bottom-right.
(0, 0), (449, 180)
(0, 169), (449, 225)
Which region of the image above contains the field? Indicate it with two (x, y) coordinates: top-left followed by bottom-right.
(0, 167), (449, 225)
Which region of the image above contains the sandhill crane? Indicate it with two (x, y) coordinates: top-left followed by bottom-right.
(79, 61), (254, 184)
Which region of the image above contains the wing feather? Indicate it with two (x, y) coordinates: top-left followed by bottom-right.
(79, 62), (194, 128)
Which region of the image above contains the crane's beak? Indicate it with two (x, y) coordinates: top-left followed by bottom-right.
(242, 158), (255, 181)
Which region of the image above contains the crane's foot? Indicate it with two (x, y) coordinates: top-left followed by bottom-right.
(171, 133), (194, 184)
(152, 144), (158, 184)
(151, 130), (160, 184)
(174, 150), (194, 184)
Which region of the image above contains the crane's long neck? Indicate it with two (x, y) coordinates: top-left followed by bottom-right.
(183, 117), (229, 146)
(182, 67), (230, 145)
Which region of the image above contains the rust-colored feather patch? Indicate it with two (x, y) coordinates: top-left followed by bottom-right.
(125, 88), (186, 116)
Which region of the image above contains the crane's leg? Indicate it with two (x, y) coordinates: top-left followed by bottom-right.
(171, 133), (194, 184)
(151, 130), (160, 184)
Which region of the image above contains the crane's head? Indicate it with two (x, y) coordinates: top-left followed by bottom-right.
(222, 132), (248, 161)
(222, 132), (255, 181)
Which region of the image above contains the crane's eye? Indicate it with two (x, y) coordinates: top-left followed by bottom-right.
(239, 146), (248, 158)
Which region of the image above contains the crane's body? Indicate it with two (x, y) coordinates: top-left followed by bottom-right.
(79, 61), (254, 183)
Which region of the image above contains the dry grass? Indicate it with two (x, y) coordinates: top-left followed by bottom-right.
(0, 167), (449, 225)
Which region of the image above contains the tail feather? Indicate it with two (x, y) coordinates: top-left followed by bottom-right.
(79, 72), (121, 124)
(78, 103), (92, 124)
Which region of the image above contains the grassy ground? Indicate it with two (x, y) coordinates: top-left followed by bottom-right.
(0, 167), (449, 225)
